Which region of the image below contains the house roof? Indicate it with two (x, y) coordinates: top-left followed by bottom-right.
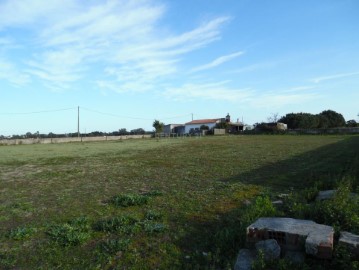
(185, 119), (220, 125)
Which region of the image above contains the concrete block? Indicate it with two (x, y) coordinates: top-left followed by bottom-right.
(315, 190), (336, 201)
(247, 217), (334, 259)
(339, 231), (359, 257)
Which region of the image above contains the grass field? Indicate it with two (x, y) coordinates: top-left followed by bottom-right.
(0, 135), (358, 269)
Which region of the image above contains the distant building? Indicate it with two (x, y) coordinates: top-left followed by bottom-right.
(163, 124), (185, 135)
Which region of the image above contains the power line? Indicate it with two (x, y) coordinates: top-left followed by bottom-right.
(0, 107), (77, 115)
(81, 107), (191, 121)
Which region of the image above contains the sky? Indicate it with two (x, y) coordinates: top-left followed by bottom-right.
(0, 0), (358, 135)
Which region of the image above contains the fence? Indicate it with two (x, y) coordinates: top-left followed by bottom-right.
(0, 135), (152, 146)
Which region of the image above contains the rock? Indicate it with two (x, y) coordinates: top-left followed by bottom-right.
(339, 231), (359, 257)
(284, 251), (305, 264)
(272, 200), (283, 206)
(243, 199), (251, 206)
(315, 190), (336, 201)
(255, 239), (281, 260)
(277, 193), (289, 199)
(247, 217), (334, 259)
(234, 249), (256, 270)
(315, 190), (357, 201)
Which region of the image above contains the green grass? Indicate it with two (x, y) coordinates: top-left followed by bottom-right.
(0, 135), (358, 269)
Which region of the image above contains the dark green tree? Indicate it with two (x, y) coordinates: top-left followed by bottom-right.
(152, 120), (164, 134)
(318, 110), (345, 128)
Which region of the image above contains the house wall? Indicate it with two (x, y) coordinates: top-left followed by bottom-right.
(184, 123), (217, 134)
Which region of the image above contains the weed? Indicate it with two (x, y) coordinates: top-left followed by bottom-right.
(0, 252), (16, 268)
(7, 226), (36, 240)
(144, 190), (164, 197)
(97, 238), (130, 257)
(109, 194), (149, 207)
(143, 222), (166, 234)
(46, 217), (91, 246)
(93, 215), (139, 233)
(145, 210), (163, 221)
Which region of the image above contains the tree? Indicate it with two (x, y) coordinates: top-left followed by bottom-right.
(346, 119), (358, 127)
(152, 120), (164, 134)
(318, 110), (345, 128)
(130, 128), (145, 135)
(118, 128), (128, 135)
(279, 113), (319, 129)
(200, 125), (209, 130)
(267, 112), (280, 123)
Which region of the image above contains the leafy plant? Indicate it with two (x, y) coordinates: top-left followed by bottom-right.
(109, 194), (149, 207)
(94, 215), (139, 233)
(145, 210), (163, 221)
(46, 217), (91, 246)
(143, 222), (166, 234)
(7, 226), (36, 240)
(97, 238), (130, 257)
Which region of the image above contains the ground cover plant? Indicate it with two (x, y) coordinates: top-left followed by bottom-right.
(0, 135), (358, 269)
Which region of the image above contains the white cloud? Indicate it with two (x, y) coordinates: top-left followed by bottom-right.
(311, 71), (359, 83)
(191, 51), (244, 73)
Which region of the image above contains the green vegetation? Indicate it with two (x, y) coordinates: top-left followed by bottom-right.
(0, 135), (358, 269)
(279, 109), (346, 129)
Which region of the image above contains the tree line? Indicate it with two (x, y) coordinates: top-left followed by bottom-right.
(0, 128), (151, 140)
(278, 110), (357, 129)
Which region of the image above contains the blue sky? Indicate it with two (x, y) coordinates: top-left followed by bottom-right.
(0, 0), (358, 135)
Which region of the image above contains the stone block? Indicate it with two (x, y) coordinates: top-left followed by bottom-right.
(255, 239), (281, 260)
(234, 249), (256, 270)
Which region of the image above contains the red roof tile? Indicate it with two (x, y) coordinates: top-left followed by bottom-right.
(185, 119), (220, 125)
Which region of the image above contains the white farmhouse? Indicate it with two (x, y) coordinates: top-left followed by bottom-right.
(184, 119), (221, 134)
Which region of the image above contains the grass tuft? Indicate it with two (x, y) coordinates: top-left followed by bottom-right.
(93, 215), (139, 233)
(109, 194), (149, 207)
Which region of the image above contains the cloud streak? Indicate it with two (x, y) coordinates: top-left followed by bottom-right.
(191, 51), (244, 73)
(0, 0), (231, 91)
(311, 71), (359, 83)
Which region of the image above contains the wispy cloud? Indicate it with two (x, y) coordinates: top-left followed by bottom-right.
(164, 81), (253, 102)
(282, 85), (316, 93)
(311, 71), (359, 83)
(0, 0), (231, 91)
(250, 92), (320, 108)
(231, 61), (277, 74)
(0, 58), (30, 86)
(191, 51), (244, 73)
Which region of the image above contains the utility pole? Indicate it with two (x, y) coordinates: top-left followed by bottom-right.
(191, 113), (193, 121)
(77, 106), (80, 138)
